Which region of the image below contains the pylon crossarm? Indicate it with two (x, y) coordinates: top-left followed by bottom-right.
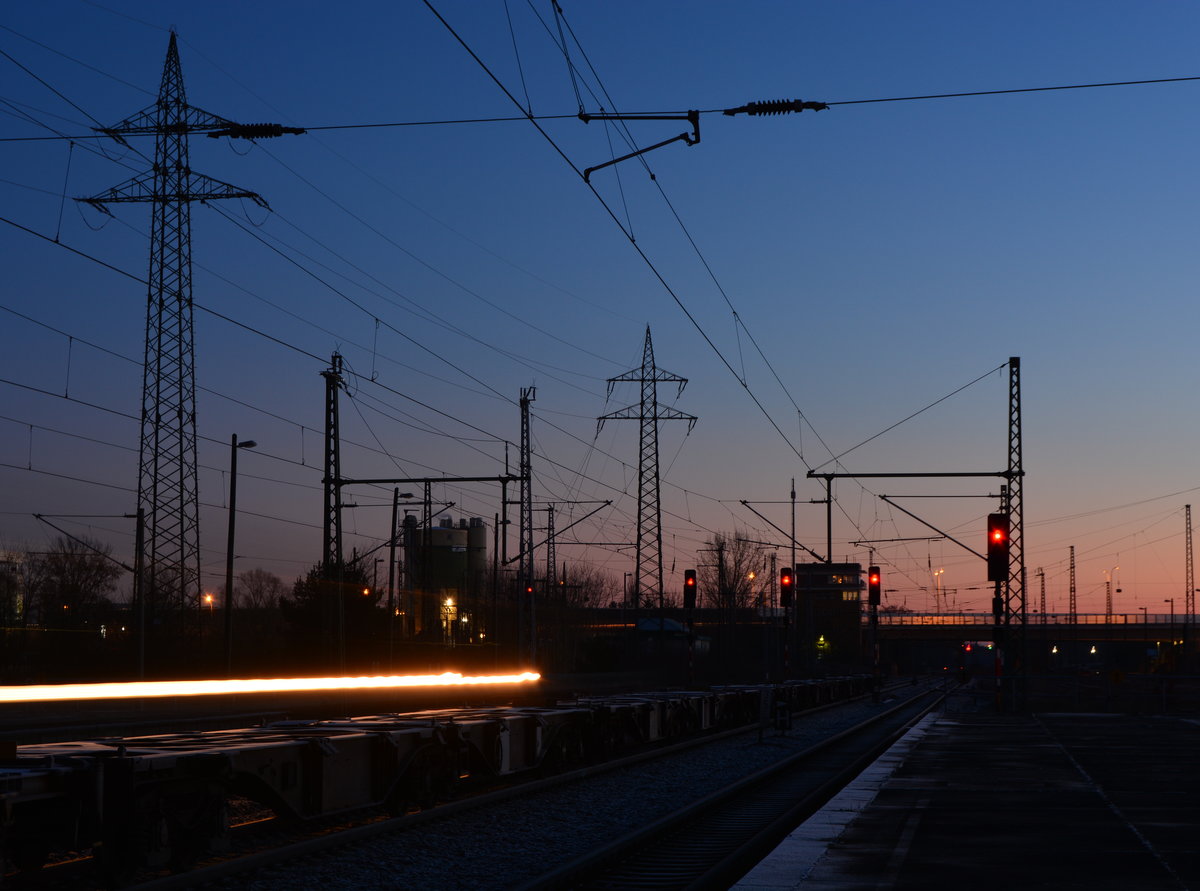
(599, 404), (642, 422)
(79, 172), (267, 210)
(94, 102), (237, 137)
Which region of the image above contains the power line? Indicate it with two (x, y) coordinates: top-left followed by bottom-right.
(7, 71), (1200, 144)
(820, 75), (1200, 107)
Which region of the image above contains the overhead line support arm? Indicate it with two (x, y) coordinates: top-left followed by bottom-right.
(580, 110), (699, 182)
(739, 500), (824, 562)
(878, 495), (985, 561)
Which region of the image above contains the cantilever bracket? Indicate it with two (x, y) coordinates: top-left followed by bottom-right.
(580, 110), (700, 183)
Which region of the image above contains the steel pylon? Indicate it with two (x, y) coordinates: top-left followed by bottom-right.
(79, 34), (269, 624)
(598, 327), (696, 614)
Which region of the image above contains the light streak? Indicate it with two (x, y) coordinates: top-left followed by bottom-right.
(0, 671), (541, 704)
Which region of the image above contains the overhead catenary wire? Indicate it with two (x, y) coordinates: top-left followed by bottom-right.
(13, 19), (1188, 587)
(7, 73), (1200, 143)
(0, 213), (729, 552)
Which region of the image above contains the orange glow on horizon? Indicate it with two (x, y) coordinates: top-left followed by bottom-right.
(0, 671), (541, 704)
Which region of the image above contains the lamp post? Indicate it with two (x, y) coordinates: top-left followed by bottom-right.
(224, 435), (256, 677)
(1165, 598), (1176, 659)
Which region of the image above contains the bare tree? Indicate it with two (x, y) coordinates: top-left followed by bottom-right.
(697, 530), (767, 609)
(553, 563), (619, 608)
(233, 568), (285, 609)
(0, 552), (20, 627)
(28, 537), (122, 628)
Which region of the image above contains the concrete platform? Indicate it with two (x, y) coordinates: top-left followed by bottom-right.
(736, 684), (1200, 890)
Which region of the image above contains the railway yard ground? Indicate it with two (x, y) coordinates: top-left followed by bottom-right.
(7, 677), (1200, 889)
(738, 680), (1200, 890)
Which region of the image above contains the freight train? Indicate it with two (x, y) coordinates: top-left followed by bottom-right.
(0, 676), (869, 880)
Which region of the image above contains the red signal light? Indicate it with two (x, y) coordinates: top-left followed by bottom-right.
(867, 566), (881, 605)
(683, 569), (697, 609)
(987, 513), (1010, 582)
(780, 567), (794, 608)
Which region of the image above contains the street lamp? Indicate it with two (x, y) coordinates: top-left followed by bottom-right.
(224, 435), (257, 677)
(1165, 598), (1176, 650)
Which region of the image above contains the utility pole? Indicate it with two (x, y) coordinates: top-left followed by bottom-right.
(1069, 546), (1077, 625)
(80, 33), (298, 634)
(598, 327), (696, 623)
(790, 478), (796, 677)
(1186, 505), (1194, 635)
(545, 504), (557, 591)
(519, 388), (535, 662)
(321, 353), (346, 670)
(1004, 357), (1027, 708)
(321, 354), (345, 571)
(388, 488), (400, 666)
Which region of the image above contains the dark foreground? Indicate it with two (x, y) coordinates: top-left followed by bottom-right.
(738, 683), (1200, 889)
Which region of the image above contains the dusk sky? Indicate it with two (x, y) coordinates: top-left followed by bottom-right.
(3, 2), (1199, 618)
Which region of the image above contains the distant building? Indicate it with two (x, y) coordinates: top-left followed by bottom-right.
(794, 562), (864, 666)
(401, 516), (488, 641)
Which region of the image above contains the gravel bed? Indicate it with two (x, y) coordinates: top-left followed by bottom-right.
(217, 687), (934, 890)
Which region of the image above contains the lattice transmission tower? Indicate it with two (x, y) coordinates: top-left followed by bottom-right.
(81, 33), (297, 623)
(598, 327), (696, 612)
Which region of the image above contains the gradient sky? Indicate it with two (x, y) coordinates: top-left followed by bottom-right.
(3, 1), (1199, 619)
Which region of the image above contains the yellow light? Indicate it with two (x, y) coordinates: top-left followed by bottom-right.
(0, 672), (542, 704)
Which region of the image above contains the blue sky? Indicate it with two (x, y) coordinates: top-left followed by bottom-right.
(3, 1), (1199, 617)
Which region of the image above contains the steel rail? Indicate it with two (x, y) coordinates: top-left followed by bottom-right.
(520, 685), (943, 890)
(125, 687), (896, 890)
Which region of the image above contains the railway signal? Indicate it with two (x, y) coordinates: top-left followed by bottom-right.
(683, 569), (697, 609)
(987, 513), (1009, 582)
(868, 566), (881, 605)
(780, 566), (794, 608)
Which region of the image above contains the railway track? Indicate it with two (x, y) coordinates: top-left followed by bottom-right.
(3, 677), (937, 889)
(123, 682), (943, 890)
(520, 685), (941, 889)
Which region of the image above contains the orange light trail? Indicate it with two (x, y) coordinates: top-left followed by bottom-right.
(0, 671), (541, 704)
